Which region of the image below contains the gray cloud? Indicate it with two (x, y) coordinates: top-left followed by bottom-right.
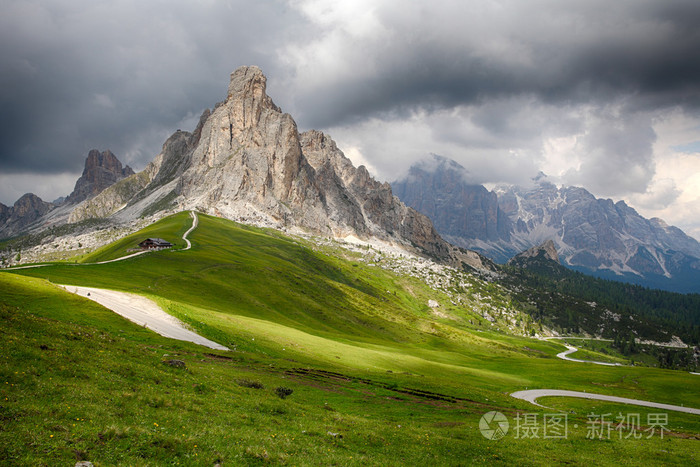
(0, 0), (300, 178)
(562, 111), (658, 196)
(283, 0), (700, 129)
(275, 0), (700, 205)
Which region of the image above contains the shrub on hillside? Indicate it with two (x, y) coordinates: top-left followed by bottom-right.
(236, 378), (265, 389)
(275, 387), (293, 399)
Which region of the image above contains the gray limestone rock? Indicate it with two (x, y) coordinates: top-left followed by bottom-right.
(67, 149), (134, 204)
(507, 240), (560, 265)
(0, 193), (54, 239)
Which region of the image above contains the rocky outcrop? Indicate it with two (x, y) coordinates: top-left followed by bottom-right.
(0, 193), (54, 238)
(66, 150), (135, 204)
(69, 171), (152, 222)
(177, 67), (324, 232)
(507, 240), (560, 265)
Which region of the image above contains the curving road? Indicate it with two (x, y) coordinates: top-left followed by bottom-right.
(556, 344), (624, 367)
(511, 389), (700, 415)
(60, 285), (228, 351)
(542, 337), (625, 367)
(181, 211), (197, 250)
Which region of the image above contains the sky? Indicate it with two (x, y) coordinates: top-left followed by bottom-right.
(1, 0), (699, 239)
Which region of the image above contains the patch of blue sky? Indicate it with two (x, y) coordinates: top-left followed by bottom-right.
(672, 141), (700, 154)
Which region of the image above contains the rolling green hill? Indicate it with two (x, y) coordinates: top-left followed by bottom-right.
(2, 212), (699, 465)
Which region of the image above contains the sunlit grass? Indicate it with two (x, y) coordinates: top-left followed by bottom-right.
(2, 212), (699, 465)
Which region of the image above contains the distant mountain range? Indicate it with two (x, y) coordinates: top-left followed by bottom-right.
(0, 150), (134, 239)
(392, 155), (700, 293)
(4, 68), (699, 293)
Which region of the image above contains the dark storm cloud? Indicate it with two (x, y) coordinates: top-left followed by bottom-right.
(2, 0), (700, 210)
(287, 0), (700, 129)
(0, 0), (302, 177)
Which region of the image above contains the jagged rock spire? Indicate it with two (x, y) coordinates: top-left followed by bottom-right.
(66, 149), (134, 204)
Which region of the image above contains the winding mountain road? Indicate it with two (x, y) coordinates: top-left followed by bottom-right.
(181, 211), (197, 251)
(60, 285), (228, 351)
(513, 336), (700, 414)
(556, 344), (624, 367)
(511, 389), (700, 415)
(542, 337), (624, 367)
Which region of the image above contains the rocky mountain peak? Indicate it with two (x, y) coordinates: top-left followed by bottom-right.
(226, 66), (282, 129)
(66, 149), (134, 204)
(0, 193), (54, 239)
(13, 193), (49, 214)
(392, 155), (512, 247)
(171, 67), (489, 269)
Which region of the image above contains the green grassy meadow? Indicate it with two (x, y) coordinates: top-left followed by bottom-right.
(1, 212), (698, 465)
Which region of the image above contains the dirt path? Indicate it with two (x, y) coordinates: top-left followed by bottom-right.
(542, 337), (625, 367)
(511, 389), (700, 415)
(181, 211), (197, 250)
(60, 285), (229, 351)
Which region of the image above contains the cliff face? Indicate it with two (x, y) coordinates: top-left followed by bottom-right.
(66, 149), (135, 204)
(176, 67), (326, 233)
(392, 155), (512, 247)
(168, 66), (474, 266)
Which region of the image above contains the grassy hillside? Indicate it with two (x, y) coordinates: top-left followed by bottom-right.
(2, 212), (699, 465)
(78, 212), (191, 263)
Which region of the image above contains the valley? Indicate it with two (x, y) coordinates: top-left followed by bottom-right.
(3, 0), (700, 462)
(2, 211), (698, 465)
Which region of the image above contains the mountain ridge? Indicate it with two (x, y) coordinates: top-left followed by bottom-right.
(0, 149), (136, 239)
(393, 155), (700, 292)
(2, 67), (491, 272)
